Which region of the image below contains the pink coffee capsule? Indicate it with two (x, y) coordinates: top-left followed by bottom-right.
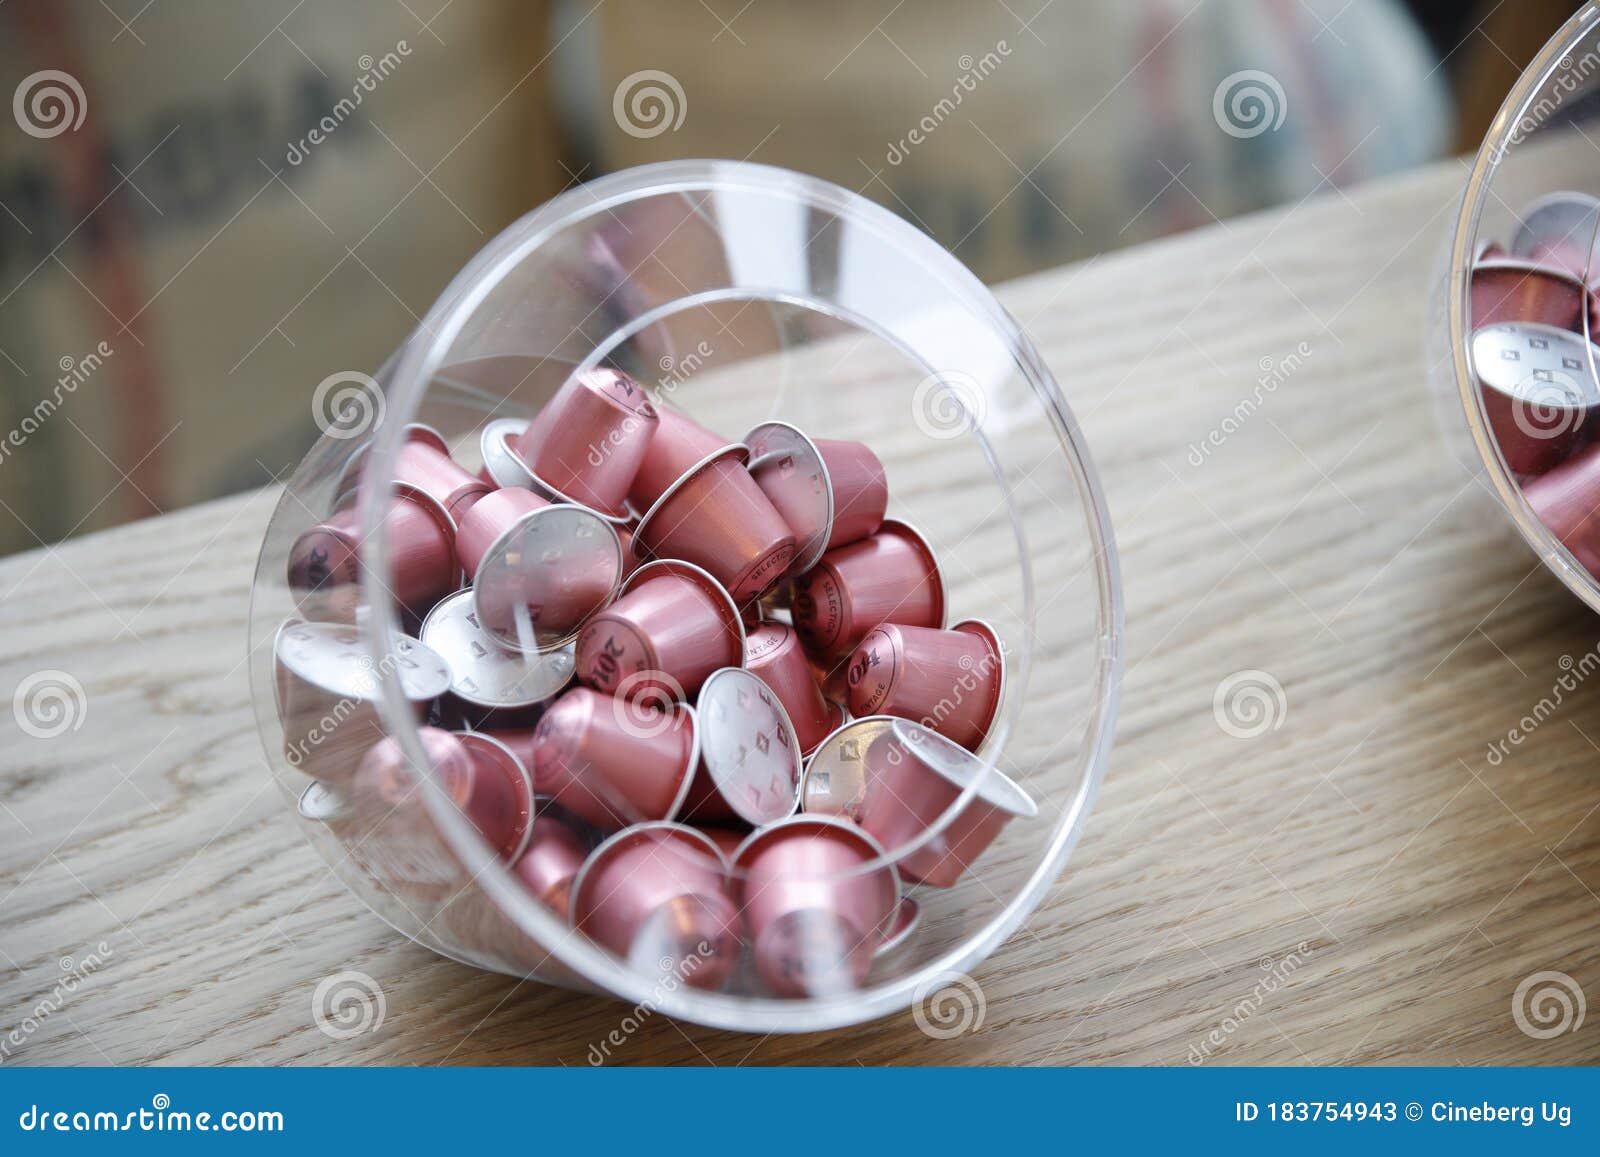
(1470, 258), (1587, 331)
(348, 727), (478, 899)
(394, 428), (493, 521)
(512, 807), (592, 920)
(1471, 322), (1600, 476)
(631, 444), (798, 605)
(743, 621), (845, 756)
(815, 438), (889, 548)
(510, 368), (658, 521)
(288, 485), (459, 618)
(792, 519), (947, 659)
(348, 729), (534, 889)
(273, 620), (451, 783)
(569, 822), (741, 990)
(679, 667), (802, 826)
(531, 687), (700, 831)
(745, 422), (888, 573)
(801, 716), (1036, 888)
(1510, 191), (1600, 282)
(845, 619), (1005, 752)
(331, 424), (450, 511)
(575, 559), (745, 700)
(1525, 440), (1600, 577)
(731, 815), (900, 998)
(627, 408), (736, 512)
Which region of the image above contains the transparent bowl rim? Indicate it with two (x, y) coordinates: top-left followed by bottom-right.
(1449, 7), (1600, 613)
(358, 159), (1124, 1032)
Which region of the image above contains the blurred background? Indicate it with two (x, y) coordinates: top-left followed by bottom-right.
(0, 0), (1583, 556)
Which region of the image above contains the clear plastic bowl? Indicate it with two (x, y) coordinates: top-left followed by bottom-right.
(1439, 8), (1600, 611)
(249, 161), (1122, 1032)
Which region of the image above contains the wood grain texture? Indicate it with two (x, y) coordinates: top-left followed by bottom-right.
(3, 156), (1599, 1067)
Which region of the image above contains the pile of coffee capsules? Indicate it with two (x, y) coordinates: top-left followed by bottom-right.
(274, 368), (1037, 998)
(1470, 192), (1600, 576)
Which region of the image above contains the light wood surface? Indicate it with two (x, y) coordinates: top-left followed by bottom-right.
(4, 155), (1600, 1067)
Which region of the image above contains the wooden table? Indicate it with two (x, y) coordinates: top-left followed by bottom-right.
(4, 155), (1599, 1067)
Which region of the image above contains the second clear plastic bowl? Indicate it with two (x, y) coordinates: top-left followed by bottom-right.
(1440, 8), (1600, 611)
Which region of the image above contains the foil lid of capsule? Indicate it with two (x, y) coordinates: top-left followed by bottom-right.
(694, 667), (802, 825)
(479, 418), (536, 489)
(745, 421), (835, 574)
(799, 714), (892, 819)
(1472, 322), (1600, 476)
(275, 620), (451, 703)
(420, 589), (576, 708)
(473, 503), (624, 654)
(1471, 322), (1600, 405)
